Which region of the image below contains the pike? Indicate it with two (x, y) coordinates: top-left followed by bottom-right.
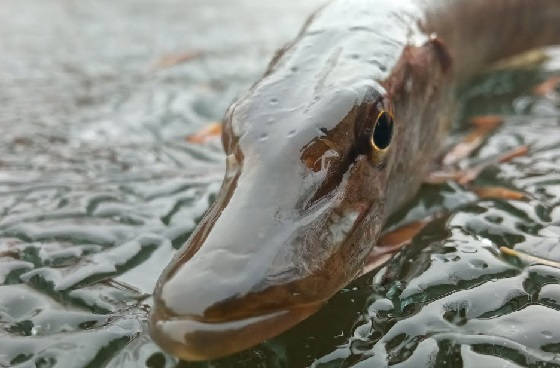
(150, 0), (560, 361)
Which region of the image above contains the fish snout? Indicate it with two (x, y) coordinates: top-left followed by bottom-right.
(149, 244), (326, 361)
(149, 155), (376, 360)
(149, 209), (328, 360)
(150, 296), (321, 361)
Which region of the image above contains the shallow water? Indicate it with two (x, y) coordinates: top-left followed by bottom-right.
(1, 1), (560, 367)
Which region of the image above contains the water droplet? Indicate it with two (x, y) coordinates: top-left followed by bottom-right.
(349, 53), (360, 60)
(35, 356), (57, 368)
(469, 259), (488, 269)
(542, 330), (553, 338)
(270, 98), (279, 105)
(368, 298), (393, 315)
(405, 78), (413, 92)
(290, 66), (298, 73)
(266, 117), (275, 125)
(461, 245), (478, 254)
(258, 133), (268, 142)
(485, 215), (503, 224)
(287, 129), (297, 137)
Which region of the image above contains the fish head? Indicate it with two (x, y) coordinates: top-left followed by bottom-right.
(150, 76), (401, 360)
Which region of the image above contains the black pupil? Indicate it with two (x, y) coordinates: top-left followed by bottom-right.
(372, 112), (393, 149)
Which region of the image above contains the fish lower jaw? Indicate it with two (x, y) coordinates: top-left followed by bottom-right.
(149, 302), (322, 361)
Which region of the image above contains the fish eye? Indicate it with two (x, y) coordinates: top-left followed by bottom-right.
(370, 110), (394, 151)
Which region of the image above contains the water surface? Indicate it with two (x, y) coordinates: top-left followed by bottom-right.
(1, 1), (560, 367)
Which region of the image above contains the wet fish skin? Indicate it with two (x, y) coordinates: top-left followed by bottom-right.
(150, 0), (560, 361)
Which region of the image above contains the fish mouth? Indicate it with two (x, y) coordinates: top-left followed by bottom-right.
(148, 146), (378, 361)
(149, 301), (323, 361)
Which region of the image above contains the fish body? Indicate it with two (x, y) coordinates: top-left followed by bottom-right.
(150, 0), (560, 361)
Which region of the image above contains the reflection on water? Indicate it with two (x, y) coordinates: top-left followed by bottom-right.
(1, 0), (560, 367)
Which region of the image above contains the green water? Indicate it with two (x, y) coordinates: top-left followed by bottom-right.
(1, 1), (560, 367)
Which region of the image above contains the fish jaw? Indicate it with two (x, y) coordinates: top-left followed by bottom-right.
(149, 145), (387, 360)
(150, 301), (322, 361)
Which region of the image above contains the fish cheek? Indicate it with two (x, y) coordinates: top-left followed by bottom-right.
(334, 155), (386, 269)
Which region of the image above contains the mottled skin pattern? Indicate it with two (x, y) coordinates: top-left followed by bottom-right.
(150, 0), (560, 361)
